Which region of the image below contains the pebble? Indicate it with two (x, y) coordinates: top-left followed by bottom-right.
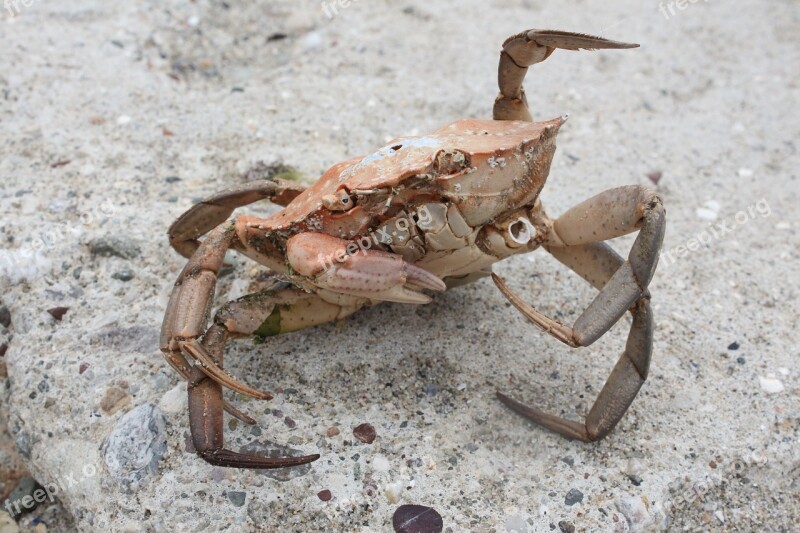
(373, 454), (391, 472)
(615, 495), (651, 533)
(325, 426), (340, 437)
(392, 504), (443, 533)
(227, 491), (246, 507)
(102, 403), (167, 492)
(0, 305), (10, 328)
(79, 362), (90, 374)
(0, 344), (7, 358)
(317, 489), (332, 502)
(646, 170), (662, 186)
(89, 236), (141, 260)
(738, 168), (754, 178)
(628, 474), (643, 486)
(385, 480), (404, 504)
(504, 514), (527, 532)
(353, 423), (376, 444)
(116, 115), (132, 125)
(111, 268), (135, 281)
(727, 341), (740, 350)
(561, 456), (574, 466)
(564, 488), (583, 506)
(47, 307), (69, 321)
(4, 477), (45, 516)
(100, 386), (131, 415)
(557, 521), (575, 533)
(758, 375), (784, 394)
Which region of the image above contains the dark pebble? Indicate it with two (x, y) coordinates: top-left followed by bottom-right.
(47, 307), (69, 321)
(0, 344), (7, 357)
(228, 491), (246, 507)
(89, 236), (141, 259)
(558, 521), (575, 533)
(646, 170), (663, 186)
(564, 488), (583, 506)
(0, 305), (10, 328)
(728, 341), (740, 350)
(79, 362), (90, 374)
(6, 477), (46, 515)
(561, 456), (574, 466)
(284, 416), (296, 429)
(392, 504), (444, 533)
(628, 474), (643, 486)
(353, 423), (376, 444)
(165, 176), (182, 183)
(737, 357), (746, 365)
(112, 268), (135, 281)
(317, 489), (332, 502)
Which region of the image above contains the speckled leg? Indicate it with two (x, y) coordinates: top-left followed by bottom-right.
(494, 29), (638, 122)
(161, 222), (324, 468)
(168, 178), (305, 258)
(493, 185), (665, 441)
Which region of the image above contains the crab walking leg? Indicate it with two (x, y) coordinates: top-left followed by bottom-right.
(168, 179), (305, 258)
(493, 185), (664, 441)
(493, 29), (639, 122)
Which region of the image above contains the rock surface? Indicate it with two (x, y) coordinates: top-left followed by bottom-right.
(1, 0), (798, 531)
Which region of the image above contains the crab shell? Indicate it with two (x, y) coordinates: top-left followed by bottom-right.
(258, 116), (564, 234)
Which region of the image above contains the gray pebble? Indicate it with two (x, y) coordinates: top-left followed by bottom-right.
(558, 521), (575, 533)
(564, 488), (583, 506)
(227, 491), (247, 507)
(102, 403), (167, 492)
(0, 305), (10, 328)
(89, 236), (141, 260)
(111, 268), (135, 281)
(5, 477), (45, 516)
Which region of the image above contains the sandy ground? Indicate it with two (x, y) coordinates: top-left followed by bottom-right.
(1, 0), (798, 531)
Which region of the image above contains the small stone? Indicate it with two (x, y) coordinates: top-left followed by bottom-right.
(317, 489), (332, 502)
(727, 341), (740, 350)
(373, 454), (391, 472)
(102, 403), (167, 492)
(385, 480), (404, 504)
(738, 168), (754, 178)
(325, 426), (340, 437)
(47, 307), (69, 321)
(0, 305), (10, 328)
(228, 491), (246, 507)
(116, 115), (132, 125)
(758, 375), (784, 394)
(557, 521), (575, 533)
(392, 504), (444, 533)
(100, 386), (131, 415)
(111, 268), (135, 281)
(284, 416), (296, 429)
(564, 488), (583, 506)
(646, 170), (662, 186)
(561, 456), (574, 466)
(164, 176), (181, 183)
(0, 344), (7, 358)
(422, 383), (438, 396)
(89, 236), (141, 260)
(615, 495), (652, 533)
(628, 474), (643, 486)
(353, 423), (376, 444)
(505, 514), (527, 532)
(736, 357), (746, 365)
(5, 477), (46, 516)
(79, 362), (90, 374)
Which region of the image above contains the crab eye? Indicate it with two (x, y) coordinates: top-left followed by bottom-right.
(508, 217), (536, 246)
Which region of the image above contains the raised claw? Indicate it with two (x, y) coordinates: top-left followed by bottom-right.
(526, 29), (639, 51)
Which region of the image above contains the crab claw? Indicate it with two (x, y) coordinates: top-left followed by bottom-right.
(287, 232), (446, 304)
(526, 29), (639, 51)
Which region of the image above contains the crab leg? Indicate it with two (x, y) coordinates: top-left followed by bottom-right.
(493, 185), (664, 441)
(168, 179), (305, 258)
(494, 29), (639, 122)
(161, 221), (320, 468)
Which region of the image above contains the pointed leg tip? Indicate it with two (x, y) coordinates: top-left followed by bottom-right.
(198, 449), (321, 469)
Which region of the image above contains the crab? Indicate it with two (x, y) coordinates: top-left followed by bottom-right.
(161, 29), (665, 469)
